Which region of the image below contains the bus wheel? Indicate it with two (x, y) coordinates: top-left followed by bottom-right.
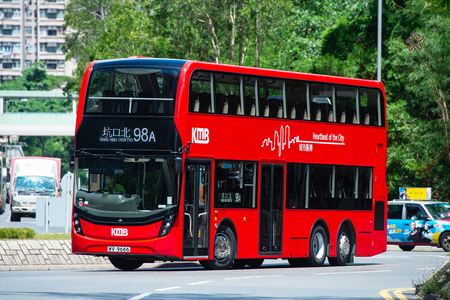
(399, 245), (415, 251)
(204, 226), (236, 270)
(109, 256), (143, 271)
(439, 232), (450, 252)
(329, 226), (351, 266)
(308, 225), (327, 267)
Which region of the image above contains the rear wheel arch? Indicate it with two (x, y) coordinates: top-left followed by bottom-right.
(339, 220), (356, 256)
(201, 220), (237, 270)
(328, 220), (356, 266)
(310, 219), (330, 255)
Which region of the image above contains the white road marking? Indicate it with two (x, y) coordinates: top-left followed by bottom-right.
(154, 286), (182, 292)
(224, 275), (283, 280)
(129, 293), (152, 300)
(187, 281), (212, 286)
(128, 281), (210, 300)
(315, 270), (392, 276)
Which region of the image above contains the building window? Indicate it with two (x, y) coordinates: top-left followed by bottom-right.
(2, 45), (12, 56)
(13, 8), (20, 18)
(25, 44), (33, 53)
(48, 26), (57, 36)
(13, 59), (20, 69)
(2, 8), (13, 19)
(12, 25), (20, 35)
(2, 59), (13, 69)
(12, 43), (20, 54)
(46, 61), (57, 69)
(1, 27), (13, 36)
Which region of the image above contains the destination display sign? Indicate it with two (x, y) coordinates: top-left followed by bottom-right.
(76, 117), (180, 151)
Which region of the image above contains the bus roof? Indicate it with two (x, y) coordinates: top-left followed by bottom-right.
(89, 57), (384, 90)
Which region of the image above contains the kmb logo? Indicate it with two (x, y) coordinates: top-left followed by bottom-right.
(111, 228), (128, 236)
(192, 127), (209, 144)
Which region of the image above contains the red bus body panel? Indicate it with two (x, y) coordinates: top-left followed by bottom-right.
(72, 59), (387, 262)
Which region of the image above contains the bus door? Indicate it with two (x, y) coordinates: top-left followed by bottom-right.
(183, 161), (210, 258)
(259, 164), (284, 254)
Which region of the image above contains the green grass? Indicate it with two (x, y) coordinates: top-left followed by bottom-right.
(0, 228), (70, 240)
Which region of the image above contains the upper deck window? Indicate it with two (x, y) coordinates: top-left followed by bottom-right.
(310, 83), (334, 122)
(259, 77), (284, 118)
(85, 66), (180, 116)
(188, 69), (385, 127)
(286, 80), (308, 120)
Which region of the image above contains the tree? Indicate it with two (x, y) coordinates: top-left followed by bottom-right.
(61, 0), (450, 200)
(385, 1), (450, 199)
(0, 62), (74, 175)
(0, 62), (52, 91)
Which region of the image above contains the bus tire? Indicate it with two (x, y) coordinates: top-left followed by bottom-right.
(439, 232), (450, 252)
(203, 226), (236, 270)
(109, 256), (143, 271)
(399, 245), (415, 251)
(328, 226), (351, 266)
(307, 225), (327, 267)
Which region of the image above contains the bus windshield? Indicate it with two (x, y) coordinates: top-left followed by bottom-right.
(85, 65), (180, 116)
(425, 203), (450, 220)
(75, 157), (180, 217)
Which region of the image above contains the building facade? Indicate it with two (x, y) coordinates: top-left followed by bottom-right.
(0, 0), (76, 83)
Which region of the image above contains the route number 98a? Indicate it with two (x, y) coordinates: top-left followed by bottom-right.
(134, 128), (156, 142)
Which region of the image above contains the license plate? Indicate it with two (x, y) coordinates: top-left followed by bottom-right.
(107, 246), (131, 253)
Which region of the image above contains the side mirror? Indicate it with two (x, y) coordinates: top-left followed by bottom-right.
(174, 157), (182, 173)
(70, 156), (75, 170)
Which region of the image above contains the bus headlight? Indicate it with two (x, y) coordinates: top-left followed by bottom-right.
(158, 211), (177, 238)
(73, 212), (84, 236)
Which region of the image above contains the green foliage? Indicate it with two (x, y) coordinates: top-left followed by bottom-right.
(0, 228), (36, 239)
(421, 268), (450, 298)
(0, 62), (52, 91)
(21, 136), (74, 175)
(0, 62), (74, 176)
(61, 0), (450, 201)
(384, 0), (450, 200)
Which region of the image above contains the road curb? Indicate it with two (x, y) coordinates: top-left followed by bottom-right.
(0, 239), (110, 271)
(0, 239), (202, 271)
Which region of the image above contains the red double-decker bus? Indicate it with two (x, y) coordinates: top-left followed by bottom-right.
(72, 57), (387, 270)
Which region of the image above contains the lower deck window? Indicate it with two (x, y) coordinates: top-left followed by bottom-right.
(286, 163), (373, 210)
(214, 160), (258, 208)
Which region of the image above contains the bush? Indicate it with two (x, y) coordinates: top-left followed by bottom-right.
(0, 228), (36, 239)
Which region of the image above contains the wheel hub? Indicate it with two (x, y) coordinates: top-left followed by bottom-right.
(214, 234), (230, 260)
(313, 232), (325, 259)
(339, 232), (351, 259)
